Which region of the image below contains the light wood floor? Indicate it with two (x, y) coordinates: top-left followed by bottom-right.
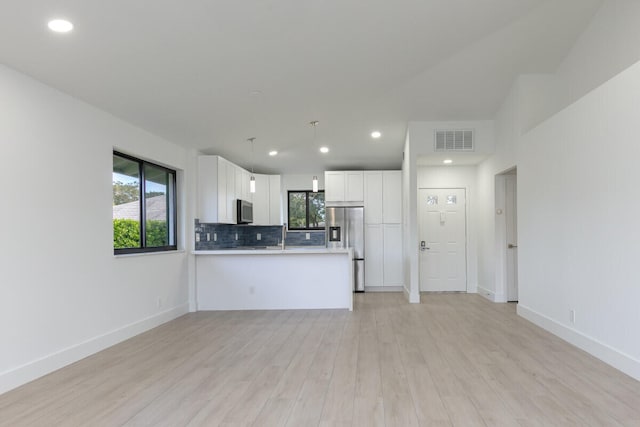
(2, 293), (640, 426)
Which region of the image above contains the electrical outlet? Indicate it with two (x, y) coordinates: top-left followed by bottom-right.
(207, 233), (211, 241)
(195, 233), (200, 242)
(257, 233), (261, 240)
(570, 309), (576, 324)
(305, 233), (310, 240)
(235, 233), (238, 240)
(213, 233), (217, 241)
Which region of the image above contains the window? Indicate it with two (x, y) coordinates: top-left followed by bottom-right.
(288, 190), (325, 230)
(113, 152), (177, 254)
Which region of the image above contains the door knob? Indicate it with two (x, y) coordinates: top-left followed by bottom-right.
(508, 244), (518, 249)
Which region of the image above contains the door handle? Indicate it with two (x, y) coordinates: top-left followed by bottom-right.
(508, 244), (518, 249)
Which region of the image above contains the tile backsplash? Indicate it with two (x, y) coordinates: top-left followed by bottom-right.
(194, 220), (325, 250)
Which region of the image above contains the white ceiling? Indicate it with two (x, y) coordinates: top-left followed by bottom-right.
(0, 0), (602, 173)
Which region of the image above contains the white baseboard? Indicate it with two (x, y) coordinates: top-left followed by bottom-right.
(517, 304), (640, 382)
(0, 303), (189, 395)
(477, 286), (495, 301)
(405, 284), (420, 303)
(365, 286), (404, 292)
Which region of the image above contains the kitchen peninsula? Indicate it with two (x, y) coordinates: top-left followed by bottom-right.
(194, 247), (353, 311)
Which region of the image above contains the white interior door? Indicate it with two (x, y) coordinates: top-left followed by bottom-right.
(506, 174), (518, 301)
(419, 189), (467, 292)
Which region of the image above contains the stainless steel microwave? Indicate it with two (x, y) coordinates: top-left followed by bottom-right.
(236, 199), (253, 224)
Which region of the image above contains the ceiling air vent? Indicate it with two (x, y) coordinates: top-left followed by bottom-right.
(434, 129), (474, 152)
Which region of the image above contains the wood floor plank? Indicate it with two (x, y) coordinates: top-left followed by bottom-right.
(1, 293), (639, 427)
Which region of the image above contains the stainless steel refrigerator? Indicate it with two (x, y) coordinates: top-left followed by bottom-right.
(325, 206), (365, 292)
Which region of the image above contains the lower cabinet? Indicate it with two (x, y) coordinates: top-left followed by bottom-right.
(365, 224), (384, 287)
(365, 223), (403, 289)
(382, 223), (403, 286)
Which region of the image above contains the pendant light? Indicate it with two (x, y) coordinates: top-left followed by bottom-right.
(248, 137), (256, 193)
(310, 121), (319, 192)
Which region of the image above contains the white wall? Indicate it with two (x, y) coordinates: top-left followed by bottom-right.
(408, 120), (495, 157)
(474, 0), (640, 379)
(555, 0), (640, 112)
(476, 86), (520, 300)
(417, 166), (479, 293)
(516, 59), (640, 380)
(518, 0), (640, 132)
(477, 0), (640, 301)
(0, 65), (191, 394)
(402, 132), (418, 302)
(405, 121), (495, 302)
(281, 173), (325, 194)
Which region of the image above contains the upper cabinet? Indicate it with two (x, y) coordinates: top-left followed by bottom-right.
(325, 171), (345, 202)
(364, 171), (383, 224)
(198, 156), (235, 224)
(382, 171), (402, 224)
(324, 171), (364, 205)
(248, 174), (282, 225)
(364, 170), (402, 224)
(198, 155), (281, 225)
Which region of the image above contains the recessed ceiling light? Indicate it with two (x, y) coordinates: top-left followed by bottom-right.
(48, 19), (74, 33)
(443, 159), (453, 164)
(319, 146), (329, 154)
(371, 131), (382, 139)
(268, 150), (278, 156)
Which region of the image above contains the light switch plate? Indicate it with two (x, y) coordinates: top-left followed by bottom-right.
(195, 233), (200, 242)
(306, 233), (310, 240)
(257, 233), (261, 240)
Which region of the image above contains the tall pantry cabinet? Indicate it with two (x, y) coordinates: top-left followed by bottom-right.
(364, 171), (403, 289)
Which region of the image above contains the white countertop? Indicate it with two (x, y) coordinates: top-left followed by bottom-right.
(193, 247), (351, 255)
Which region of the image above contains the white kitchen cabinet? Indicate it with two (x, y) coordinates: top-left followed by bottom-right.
(382, 171), (402, 224)
(324, 170), (363, 204)
(198, 155), (281, 225)
(226, 161), (236, 222)
(241, 169), (252, 202)
(234, 166), (246, 205)
(365, 223), (403, 289)
(362, 170), (403, 289)
(217, 159), (228, 222)
(345, 171), (364, 202)
(324, 171), (345, 203)
(252, 174), (270, 225)
(365, 224), (384, 287)
(197, 156), (235, 224)
(249, 174), (282, 226)
(383, 223), (403, 286)
(364, 171), (383, 224)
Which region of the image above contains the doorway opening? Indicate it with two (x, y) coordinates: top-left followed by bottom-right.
(495, 168), (518, 302)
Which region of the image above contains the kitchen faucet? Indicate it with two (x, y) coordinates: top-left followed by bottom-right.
(281, 224), (286, 249)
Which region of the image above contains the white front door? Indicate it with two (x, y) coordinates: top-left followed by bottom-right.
(419, 188), (467, 292)
(505, 174), (518, 301)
